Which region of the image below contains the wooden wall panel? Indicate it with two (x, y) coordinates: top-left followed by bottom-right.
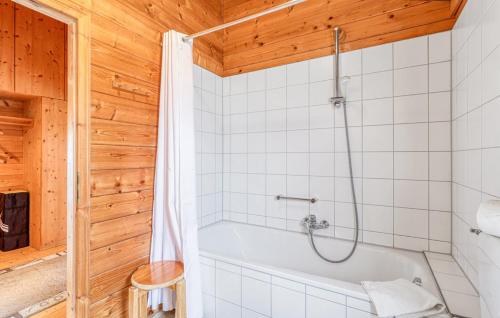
(90, 288), (129, 318)
(89, 256), (149, 302)
(0, 134), (24, 189)
(91, 145), (156, 170)
(40, 97), (67, 248)
(90, 233), (151, 277)
(114, 0), (223, 74)
(91, 92), (158, 126)
(0, 97), (25, 116)
(90, 190), (153, 224)
(88, 1), (178, 310)
(90, 211), (152, 250)
(91, 66), (159, 106)
(23, 97), (67, 250)
(90, 14), (162, 65)
(90, 168), (155, 197)
(14, 4), (66, 99)
(0, 0), (15, 92)
(23, 98), (43, 249)
(91, 119), (157, 147)
(91, 40), (160, 84)
(222, 0), (460, 75)
(0, 99), (25, 192)
(90, 0), (223, 75)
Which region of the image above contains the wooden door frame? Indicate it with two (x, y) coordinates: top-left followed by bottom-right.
(12, 0), (91, 317)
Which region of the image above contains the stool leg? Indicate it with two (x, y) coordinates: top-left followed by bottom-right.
(138, 289), (149, 318)
(129, 287), (139, 318)
(175, 278), (186, 318)
(129, 287), (148, 318)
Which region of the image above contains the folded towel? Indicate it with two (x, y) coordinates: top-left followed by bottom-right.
(477, 200), (500, 238)
(478, 234), (500, 316)
(361, 279), (446, 318)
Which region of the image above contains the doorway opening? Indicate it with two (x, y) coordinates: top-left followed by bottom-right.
(0, 0), (81, 316)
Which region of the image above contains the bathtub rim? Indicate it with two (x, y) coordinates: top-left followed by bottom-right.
(200, 249), (371, 301)
(198, 221), (445, 304)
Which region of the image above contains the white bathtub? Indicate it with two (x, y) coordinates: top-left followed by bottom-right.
(198, 222), (443, 318)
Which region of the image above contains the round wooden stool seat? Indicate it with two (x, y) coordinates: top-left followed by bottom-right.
(131, 261), (184, 291)
(128, 261), (186, 318)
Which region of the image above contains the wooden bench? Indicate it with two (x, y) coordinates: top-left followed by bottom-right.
(129, 261), (185, 318)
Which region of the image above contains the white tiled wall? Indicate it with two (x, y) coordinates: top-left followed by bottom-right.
(451, 0), (500, 316)
(221, 32), (452, 253)
(194, 66), (224, 227)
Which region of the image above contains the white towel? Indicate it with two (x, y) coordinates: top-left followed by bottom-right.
(361, 279), (446, 318)
(477, 200), (500, 238)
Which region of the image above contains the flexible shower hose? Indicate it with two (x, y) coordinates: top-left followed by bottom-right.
(308, 100), (359, 263)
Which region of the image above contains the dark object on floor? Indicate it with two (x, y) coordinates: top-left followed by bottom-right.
(0, 191), (30, 251)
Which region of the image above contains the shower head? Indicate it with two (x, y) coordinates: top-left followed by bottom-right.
(330, 76), (351, 107)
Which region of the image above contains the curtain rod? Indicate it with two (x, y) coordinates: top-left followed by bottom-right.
(183, 0), (306, 42)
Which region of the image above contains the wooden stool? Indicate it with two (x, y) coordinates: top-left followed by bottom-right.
(129, 261), (186, 318)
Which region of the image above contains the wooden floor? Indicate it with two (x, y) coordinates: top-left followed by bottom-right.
(30, 301), (176, 318)
(0, 245), (66, 270)
(31, 301), (66, 318)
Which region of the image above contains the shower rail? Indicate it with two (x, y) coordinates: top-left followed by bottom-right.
(183, 0), (305, 41)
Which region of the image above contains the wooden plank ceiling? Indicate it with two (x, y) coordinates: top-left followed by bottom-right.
(221, 0), (465, 76)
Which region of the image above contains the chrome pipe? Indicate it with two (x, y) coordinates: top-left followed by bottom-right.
(330, 26), (345, 107)
(276, 195), (317, 204)
(334, 26), (341, 98)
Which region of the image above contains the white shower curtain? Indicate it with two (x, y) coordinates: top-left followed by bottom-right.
(149, 30), (203, 318)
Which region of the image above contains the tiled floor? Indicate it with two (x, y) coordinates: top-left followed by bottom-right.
(425, 252), (481, 318)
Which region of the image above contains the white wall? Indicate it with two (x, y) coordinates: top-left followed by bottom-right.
(451, 0), (500, 316)
(221, 32), (452, 253)
(194, 66), (224, 227)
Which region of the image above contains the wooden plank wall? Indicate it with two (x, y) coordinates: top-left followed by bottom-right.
(222, 0), (461, 76)
(41, 97), (68, 248)
(23, 97), (67, 250)
(87, 1), (223, 316)
(14, 4), (67, 99)
(23, 97), (43, 248)
(0, 0), (15, 91)
(0, 99), (26, 191)
(0, 1), (67, 99)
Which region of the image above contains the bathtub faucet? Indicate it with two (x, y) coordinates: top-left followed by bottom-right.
(302, 214), (330, 232)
